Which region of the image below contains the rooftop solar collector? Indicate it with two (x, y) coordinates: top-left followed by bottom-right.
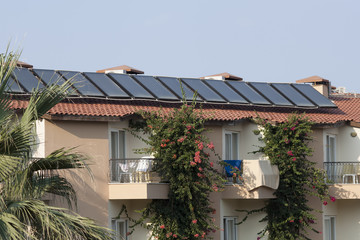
(59, 71), (104, 97)
(7, 76), (24, 93)
(108, 73), (153, 99)
(205, 80), (248, 103)
(12, 68), (45, 92)
(157, 77), (201, 101)
(33, 69), (67, 86)
(292, 84), (336, 108)
(133, 75), (178, 100)
(272, 83), (315, 107)
(227, 81), (270, 105)
(250, 82), (293, 106)
(181, 78), (226, 102)
(84, 72), (129, 98)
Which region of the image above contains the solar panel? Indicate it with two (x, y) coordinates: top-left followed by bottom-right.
(204, 80), (248, 103)
(250, 82), (293, 106)
(157, 77), (201, 101)
(227, 81), (270, 105)
(7, 76), (24, 93)
(33, 69), (67, 86)
(12, 68), (45, 92)
(272, 83), (315, 107)
(181, 78), (226, 102)
(292, 84), (336, 107)
(83, 72), (129, 98)
(108, 73), (153, 99)
(59, 71), (104, 97)
(133, 75), (178, 100)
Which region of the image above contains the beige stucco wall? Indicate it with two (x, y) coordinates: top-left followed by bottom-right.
(335, 125), (360, 162)
(44, 120), (110, 225)
(221, 199), (267, 240)
(323, 199), (360, 239)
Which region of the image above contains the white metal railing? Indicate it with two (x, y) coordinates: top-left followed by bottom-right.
(324, 162), (360, 184)
(109, 158), (163, 183)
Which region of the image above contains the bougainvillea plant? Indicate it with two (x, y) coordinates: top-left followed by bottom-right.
(123, 99), (225, 239)
(239, 114), (335, 240)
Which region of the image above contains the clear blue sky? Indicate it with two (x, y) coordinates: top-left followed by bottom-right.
(2, 0), (360, 93)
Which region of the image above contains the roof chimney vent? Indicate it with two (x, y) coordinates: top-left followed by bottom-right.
(96, 65), (144, 74)
(16, 61), (33, 69)
(296, 75), (330, 97)
(200, 72), (243, 81)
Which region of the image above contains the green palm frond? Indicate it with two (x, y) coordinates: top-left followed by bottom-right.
(0, 48), (111, 239)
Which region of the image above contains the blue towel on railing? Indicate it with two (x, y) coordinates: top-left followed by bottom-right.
(224, 160), (242, 177)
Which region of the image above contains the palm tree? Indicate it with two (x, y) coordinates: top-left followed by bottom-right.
(0, 49), (112, 239)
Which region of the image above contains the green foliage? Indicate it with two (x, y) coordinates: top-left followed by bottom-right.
(127, 100), (224, 239)
(240, 115), (331, 240)
(0, 49), (111, 239)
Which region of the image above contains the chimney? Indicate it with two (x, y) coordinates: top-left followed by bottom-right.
(200, 72), (243, 81)
(96, 65), (144, 74)
(296, 76), (330, 97)
(16, 61), (33, 69)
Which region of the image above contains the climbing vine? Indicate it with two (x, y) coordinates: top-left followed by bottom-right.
(240, 114), (335, 240)
(124, 100), (225, 239)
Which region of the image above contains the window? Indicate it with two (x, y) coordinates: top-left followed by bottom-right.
(111, 219), (128, 240)
(110, 130), (125, 159)
(225, 132), (239, 160)
(325, 135), (336, 163)
(324, 216), (335, 240)
(223, 217), (237, 240)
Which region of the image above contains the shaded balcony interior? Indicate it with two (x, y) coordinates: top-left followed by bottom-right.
(324, 162), (360, 184)
(109, 158), (279, 192)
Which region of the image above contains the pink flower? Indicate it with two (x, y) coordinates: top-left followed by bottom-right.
(194, 234), (199, 237)
(190, 161), (197, 166)
(148, 125), (153, 129)
(291, 126), (296, 131)
(330, 196), (336, 202)
(210, 162), (214, 167)
(173, 154), (177, 159)
(289, 220), (294, 223)
(198, 142), (204, 150)
(312, 186), (315, 189)
(257, 237), (261, 240)
(186, 125), (192, 130)
(233, 173), (237, 177)
(198, 167), (203, 172)
(192, 219), (197, 224)
(161, 143), (167, 147)
(207, 142), (214, 150)
(285, 139), (290, 144)
(173, 234), (178, 238)
(197, 173), (204, 178)
(323, 201), (328, 206)
(160, 225), (165, 229)
(287, 151), (293, 156)
(284, 127), (288, 130)
(178, 138), (184, 143)
(292, 157), (296, 161)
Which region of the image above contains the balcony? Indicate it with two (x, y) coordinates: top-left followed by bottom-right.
(108, 158), (169, 200)
(324, 162), (360, 184)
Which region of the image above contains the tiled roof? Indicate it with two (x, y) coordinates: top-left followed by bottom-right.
(10, 96), (360, 124)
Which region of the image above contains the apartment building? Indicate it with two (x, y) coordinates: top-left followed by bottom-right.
(9, 65), (360, 240)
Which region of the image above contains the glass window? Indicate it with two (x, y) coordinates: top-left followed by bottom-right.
(325, 135), (336, 162)
(225, 132), (239, 160)
(324, 216), (335, 240)
(111, 219), (128, 240)
(110, 130), (125, 159)
(223, 217), (237, 240)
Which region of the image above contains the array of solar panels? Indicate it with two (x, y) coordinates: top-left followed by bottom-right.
(8, 67), (337, 108)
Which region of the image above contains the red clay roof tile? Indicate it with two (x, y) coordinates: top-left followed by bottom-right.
(10, 96), (360, 124)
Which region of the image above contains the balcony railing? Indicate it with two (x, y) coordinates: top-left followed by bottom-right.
(324, 162), (360, 184)
(109, 158), (163, 183)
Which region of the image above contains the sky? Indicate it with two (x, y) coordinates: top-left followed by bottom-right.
(2, 0), (360, 93)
